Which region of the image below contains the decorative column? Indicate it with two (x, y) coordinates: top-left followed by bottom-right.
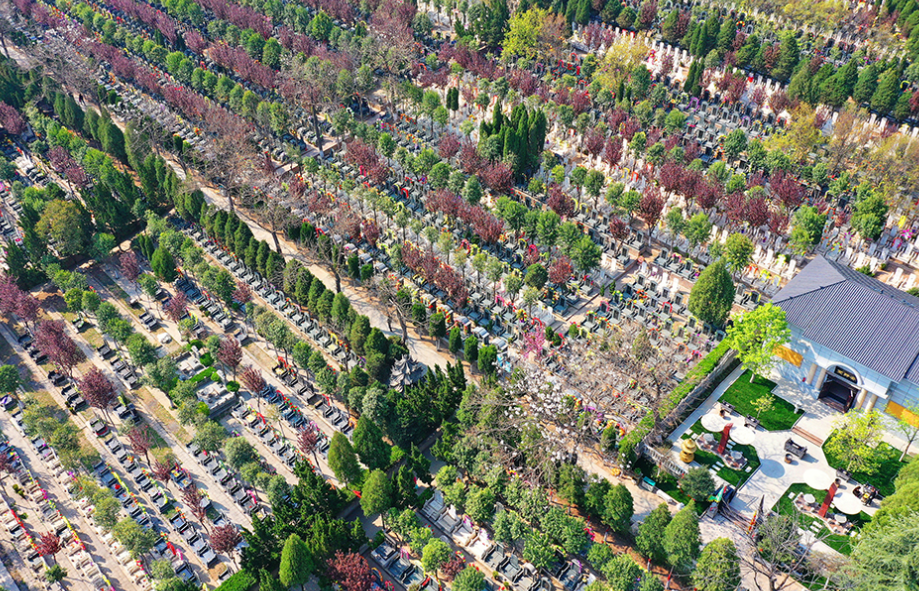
(818, 481), (839, 518)
(806, 363), (818, 384)
(814, 367), (828, 390)
(717, 423), (733, 456)
(855, 388), (869, 410)
(863, 393), (879, 413)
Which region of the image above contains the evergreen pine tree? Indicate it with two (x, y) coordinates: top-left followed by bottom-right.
(871, 68), (902, 114)
(853, 64), (879, 104)
(352, 416), (389, 470)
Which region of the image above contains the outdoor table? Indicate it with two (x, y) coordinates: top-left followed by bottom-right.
(832, 493), (864, 515)
(730, 425), (755, 445)
(835, 514), (847, 524)
(701, 411), (728, 432)
(803, 468), (835, 490)
(803, 494), (816, 505)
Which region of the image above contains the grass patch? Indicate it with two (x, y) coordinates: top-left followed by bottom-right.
(190, 367), (218, 384)
(774, 482), (872, 555)
(822, 434), (906, 497)
(633, 456), (703, 513)
(83, 327), (104, 348)
(720, 371), (802, 431)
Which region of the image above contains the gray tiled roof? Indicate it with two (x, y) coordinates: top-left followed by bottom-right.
(772, 255), (919, 385)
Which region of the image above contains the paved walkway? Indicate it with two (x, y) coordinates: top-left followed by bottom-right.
(0, 556), (18, 591)
(667, 364), (746, 443)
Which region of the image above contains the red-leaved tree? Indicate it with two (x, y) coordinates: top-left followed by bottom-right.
(239, 366), (266, 394)
(152, 459), (173, 487)
(164, 292), (188, 324)
(210, 523), (242, 563)
(120, 251), (141, 284)
(297, 423), (320, 466)
(128, 425), (154, 465)
(35, 320), (83, 377)
(326, 551), (374, 591)
(549, 256), (573, 286)
(37, 532), (63, 562)
(77, 367), (117, 417)
(217, 337), (243, 379)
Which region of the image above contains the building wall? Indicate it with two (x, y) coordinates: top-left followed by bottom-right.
(777, 325), (896, 406)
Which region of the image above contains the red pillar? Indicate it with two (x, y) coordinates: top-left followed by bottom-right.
(717, 423), (733, 456)
(818, 481), (839, 518)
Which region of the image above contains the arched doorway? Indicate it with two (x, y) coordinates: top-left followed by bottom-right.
(819, 365), (860, 412)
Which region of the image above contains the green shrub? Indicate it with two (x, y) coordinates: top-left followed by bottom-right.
(226, 380), (240, 392)
(213, 569), (256, 591)
(200, 352), (214, 367)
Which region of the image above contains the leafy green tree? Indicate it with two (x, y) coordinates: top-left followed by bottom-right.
(726, 303), (790, 382)
(36, 199), (93, 257)
(681, 467), (716, 502)
(352, 416), (389, 470)
(429, 312), (447, 348)
(0, 365), (21, 393)
(663, 502), (701, 572)
(421, 538), (452, 575)
(723, 129), (747, 161)
(685, 212), (713, 248)
(845, 510), (919, 589)
(223, 437), (258, 470)
(603, 484), (634, 533)
(463, 175), (483, 205)
(525, 263), (548, 289)
(64, 288), (84, 312)
(850, 188), (889, 241)
(279, 533), (315, 591)
(636, 503), (671, 562)
(723, 233), (754, 276)
(790, 205), (827, 253)
(360, 469), (392, 516)
(452, 566), (486, 591)
(557, 464), (586, 508)
(478, 345), (498, 376)
(825, 410), (885, 474)
(464, 336), (479, 363)
(523, 531), (555, 570)
(328, 432), (362, 484)
(126, 334), (157, 367)
(688, 260), (735, 326)
(192, 421), (227, 453)
(448, 326), (463, 355)
(601, 554), (642, 591)
(465, 486), (496, 524)
(151, 248), (178, 282)
(112, 518), (158, 558)
(44, 564), (67, 583)
(870, 68), (901, 115)
(692, 537), (741, 591)
(853, 64), (879, 104)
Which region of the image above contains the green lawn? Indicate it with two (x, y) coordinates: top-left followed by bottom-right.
(720, 371), (803, 431)
(190, 367), (219, 384)
(774, 482), (872, 555)
(823, 434), (907, 497)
